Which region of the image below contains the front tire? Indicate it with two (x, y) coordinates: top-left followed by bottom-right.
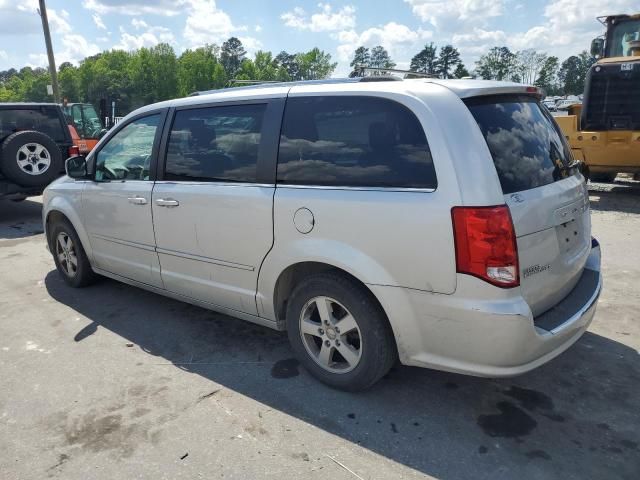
(286, 273), (397, 391)
(50, 219), (98, 288)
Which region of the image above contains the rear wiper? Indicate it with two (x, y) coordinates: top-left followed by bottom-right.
(563, 159), (589, 177)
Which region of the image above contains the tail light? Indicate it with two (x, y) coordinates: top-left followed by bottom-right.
(68, 145), (80, 157)
(451, 205), (519, 288)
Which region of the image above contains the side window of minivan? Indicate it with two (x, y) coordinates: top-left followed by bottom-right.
(277, 96), (436, 189)
(95, 114), (160, 181)
(164, 104), (267, 183)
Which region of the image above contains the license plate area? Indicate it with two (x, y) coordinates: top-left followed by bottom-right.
(556, 218), (588, 260)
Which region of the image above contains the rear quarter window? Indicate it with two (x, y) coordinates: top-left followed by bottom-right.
(277, 96), (436, 189)
(465, 95), (576, 194)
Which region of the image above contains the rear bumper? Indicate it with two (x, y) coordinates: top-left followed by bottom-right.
(370, 239), (602, 377)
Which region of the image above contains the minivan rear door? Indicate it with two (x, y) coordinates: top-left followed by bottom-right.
(466, 95), (591, 316)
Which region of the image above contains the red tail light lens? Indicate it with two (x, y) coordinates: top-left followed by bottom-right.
(68, 145), (80, 157)
(451, 205), (519, 288)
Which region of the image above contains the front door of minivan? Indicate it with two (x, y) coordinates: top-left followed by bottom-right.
(83, 112), (165, 288)
(152, 99), (284, 315)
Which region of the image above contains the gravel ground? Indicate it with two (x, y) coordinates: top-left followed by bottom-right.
(0, 179), (639, 480)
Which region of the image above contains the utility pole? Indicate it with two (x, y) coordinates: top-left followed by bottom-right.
(38, 0), (60, 103)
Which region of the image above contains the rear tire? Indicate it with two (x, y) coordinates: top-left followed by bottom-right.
(50, 219), (98, 288)
(0, 131), (62, 187)
(286, 273), (397, 391)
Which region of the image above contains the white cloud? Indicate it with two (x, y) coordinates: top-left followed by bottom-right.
(404, 0), (504, 27)
(131, 18), (148, 30)
(255, 24), (262, 33)
(335, 22), (433, 64)
(28, 33), (100, 67)
(0, 50), (7, 61)
(83, 0), (184, 17)
(282, 4), (356, 32)
(183, 0), (238, 46)
(238, 36), (263, 55)
(405, 0), (638, 69)
(497, 0), (636, 60)
(92, 13), (107, 30)
(453, 28), (506, 45)
(114, 24), (175, 51)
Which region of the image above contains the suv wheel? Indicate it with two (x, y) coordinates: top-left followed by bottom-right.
(286, 273), (397, 391)
(50, 219), (97, 288)
(1, 131), (63, 187)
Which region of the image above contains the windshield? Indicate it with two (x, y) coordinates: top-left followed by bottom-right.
(64, 104), (102, 139)
(607, 19), (640, 57)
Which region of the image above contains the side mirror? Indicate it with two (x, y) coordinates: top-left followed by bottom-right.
(65, 155), (88, 179)
(590, 38), (604, 58)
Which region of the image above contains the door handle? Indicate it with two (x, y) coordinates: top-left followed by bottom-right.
(127, 196), (148, 205)
(156, 198), (180, 207)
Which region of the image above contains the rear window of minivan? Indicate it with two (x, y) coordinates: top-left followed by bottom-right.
(465, 95), (577, 194)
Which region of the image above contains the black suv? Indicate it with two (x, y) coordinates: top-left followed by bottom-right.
(1, 103), (73, 200)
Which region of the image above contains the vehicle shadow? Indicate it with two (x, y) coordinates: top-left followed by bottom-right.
(0, 198), (45, 240)
(589, 190), (640, 215)
(44, 271), (640, 480)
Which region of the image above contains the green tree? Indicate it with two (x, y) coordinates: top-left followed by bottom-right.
(369, 45), (395, 70)
(453, 63), (470, 78)
(177, 45), (218, 97)
(212, 63), (228, 89)
(220, 37), (246, 77)
(350, 46), (371, 69)
(296, 48), (337, 80)
(58, 62), (80, 101)
(534, 55), (559, 95)
(410, 43), (438, 75)
(437, 45), (461, 78)
(475, 46), (516, 80)
(275, 51), (299, 80)
(558, 52), (593, 95)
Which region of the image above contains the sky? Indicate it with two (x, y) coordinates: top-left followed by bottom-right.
(0, 0), (637, 76)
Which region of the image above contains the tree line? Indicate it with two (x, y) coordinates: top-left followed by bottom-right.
(0, 37), (336, 115)
(0, 36), (597, 116)
(350, 43), (595, 96)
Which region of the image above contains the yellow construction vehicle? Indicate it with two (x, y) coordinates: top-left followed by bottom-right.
(555, 14), (640, 182)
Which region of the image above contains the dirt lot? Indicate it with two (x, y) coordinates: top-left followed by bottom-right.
(1, 180), (639, 480)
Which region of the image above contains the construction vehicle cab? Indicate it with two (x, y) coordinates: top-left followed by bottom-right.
(555, 14), (640, 182)
(61, 102), (106, 155)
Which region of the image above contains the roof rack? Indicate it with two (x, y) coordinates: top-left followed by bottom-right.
(227, 79), (281, 87)
(350, 66), (438, 79)
(188, 76), (401, 96)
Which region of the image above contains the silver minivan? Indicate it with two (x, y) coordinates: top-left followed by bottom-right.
(43, 78), (602, 391)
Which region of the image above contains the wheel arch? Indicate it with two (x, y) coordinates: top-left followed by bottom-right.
(44, 200), (93, 261)
(270, 261), (397, 341)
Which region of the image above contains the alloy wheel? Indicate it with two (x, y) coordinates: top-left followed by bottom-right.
(56, 232), (78, 278)
(16, 143), (51, 176)
(299, 296), (363, 374)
